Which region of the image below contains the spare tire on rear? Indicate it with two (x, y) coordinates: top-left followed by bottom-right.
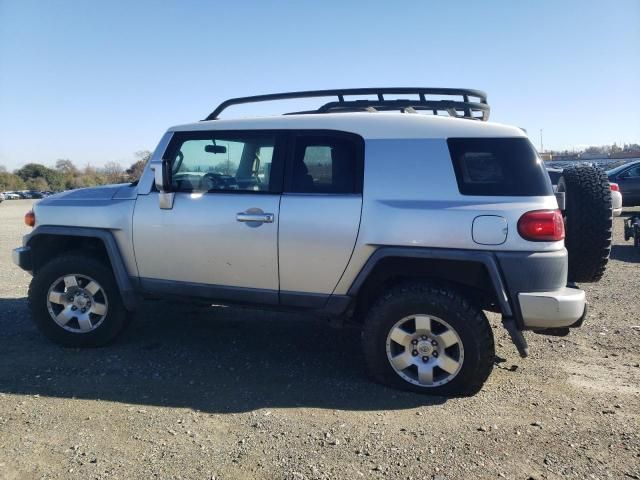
(557, 165), (612, 283)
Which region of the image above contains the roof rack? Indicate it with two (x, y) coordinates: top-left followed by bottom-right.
(203, 87), (490, 121)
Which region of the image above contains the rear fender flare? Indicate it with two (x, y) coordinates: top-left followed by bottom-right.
(347, 247), (513, 317)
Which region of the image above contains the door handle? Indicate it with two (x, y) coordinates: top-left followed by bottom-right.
(236, 212), (274, 223)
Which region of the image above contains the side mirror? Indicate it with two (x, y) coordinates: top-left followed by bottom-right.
(162, 160), (173, 191)
(154, 159), (173, 192)
(153, 160), (175, 210)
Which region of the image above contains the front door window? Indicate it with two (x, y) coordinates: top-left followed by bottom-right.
(168, 133), (279, 193)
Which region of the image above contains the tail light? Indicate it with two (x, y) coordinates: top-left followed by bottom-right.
(24, 210), (35, 227)
(610, 183), (619, 192)
(517, 209), (564, 241)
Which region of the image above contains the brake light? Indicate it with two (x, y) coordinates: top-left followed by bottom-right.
(24, 210), (35, 227)
(517, 209), (564, 241)
(610, 183), (619, 192)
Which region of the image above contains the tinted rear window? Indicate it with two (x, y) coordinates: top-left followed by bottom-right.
(447, 137), (553, 196)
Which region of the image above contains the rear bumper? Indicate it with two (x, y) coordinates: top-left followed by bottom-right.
(12, 246), (32, 272)
(496, 249), (588, 330)
(518, 287), (586, 329)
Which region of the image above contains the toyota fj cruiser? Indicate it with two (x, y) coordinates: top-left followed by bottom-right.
(13, 88), (613, 396)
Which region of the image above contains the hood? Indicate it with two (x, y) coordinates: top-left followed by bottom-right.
(38, 184), (138, 205)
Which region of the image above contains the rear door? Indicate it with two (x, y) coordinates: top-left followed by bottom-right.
(278, 131), (364, 307)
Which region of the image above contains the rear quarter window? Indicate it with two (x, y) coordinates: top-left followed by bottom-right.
(447, 137), (553, 196)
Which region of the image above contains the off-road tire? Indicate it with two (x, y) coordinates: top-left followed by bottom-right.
(362, 282), (494, 396)
(558, 165), (612, 283)
(28, 253), (129, 347)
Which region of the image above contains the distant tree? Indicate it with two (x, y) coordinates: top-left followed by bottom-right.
(584, 146), (605, 155)
(0, 165), (7, 173)
(26, 177), (50, 191)
(126, 150), (152, 181)
(213, 161), (238, 175)
(0, 171), (26, 191)
(55, 159), (78, 174)
(610, 143), (622, 154)
(14, 163), (65, 191)
(136, 150), (152, 162)
(102, 162), (125, 184)
(81, 164), (106, 187)
(54, 159), (81, 189)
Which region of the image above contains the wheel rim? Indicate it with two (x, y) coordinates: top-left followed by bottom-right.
(46, 274), (109, 333)
(385, 314), (464, 387)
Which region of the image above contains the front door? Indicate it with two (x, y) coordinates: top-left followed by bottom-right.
(133, 130), (285, 304)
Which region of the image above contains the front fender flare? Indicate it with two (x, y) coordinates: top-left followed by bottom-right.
(25, 226), (137, 311)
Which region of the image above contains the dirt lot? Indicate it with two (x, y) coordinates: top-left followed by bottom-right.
(0, 199), (638, 480)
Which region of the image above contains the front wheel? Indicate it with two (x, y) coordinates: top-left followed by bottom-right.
(362, 283), (494, 396)
(28, 253), (129, 347)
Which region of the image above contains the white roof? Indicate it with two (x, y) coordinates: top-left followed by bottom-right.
(168, 112), (526, 140)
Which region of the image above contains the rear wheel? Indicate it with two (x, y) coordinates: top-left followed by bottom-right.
(28, 253), (129, 347)
(362, 282), (494, 396)
(558, 165), (612, 283)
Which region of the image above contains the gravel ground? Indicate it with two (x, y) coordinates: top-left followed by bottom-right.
(0, 199), (639, 480)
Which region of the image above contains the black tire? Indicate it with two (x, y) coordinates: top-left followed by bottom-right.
(635, 227), (640, 248)
(362, 282), (494, 396)
(28, 253), (129, 347)
(557, 165), (612, 283)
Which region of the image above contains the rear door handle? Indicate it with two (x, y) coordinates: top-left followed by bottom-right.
(236, 212), (274, 223)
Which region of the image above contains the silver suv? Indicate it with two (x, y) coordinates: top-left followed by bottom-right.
(13, 88), (611, 396)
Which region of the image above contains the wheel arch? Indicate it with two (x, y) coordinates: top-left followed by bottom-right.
(346, 247), (513, 321)
(25, 226), (137, 311)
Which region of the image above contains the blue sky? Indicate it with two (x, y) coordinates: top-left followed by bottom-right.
(0, 0), (638, 170)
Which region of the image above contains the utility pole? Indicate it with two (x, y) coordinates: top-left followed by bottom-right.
(539, 129), (544, 153)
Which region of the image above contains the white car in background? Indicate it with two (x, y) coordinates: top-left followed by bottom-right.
(610, 183), (623, 216)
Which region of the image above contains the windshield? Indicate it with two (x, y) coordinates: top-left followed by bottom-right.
(607, 161), (640, 176)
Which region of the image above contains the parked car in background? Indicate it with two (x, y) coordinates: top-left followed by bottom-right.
(0, 192), (5, 203)
(1, 190), (52, 200)
(607, 160), (640, 207)
(546, 167), (563, 186)
(609, 183), (623, 216)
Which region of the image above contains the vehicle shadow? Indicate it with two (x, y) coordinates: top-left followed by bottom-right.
(0, 298), (444, 412)
(610, 243), (640, 263)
